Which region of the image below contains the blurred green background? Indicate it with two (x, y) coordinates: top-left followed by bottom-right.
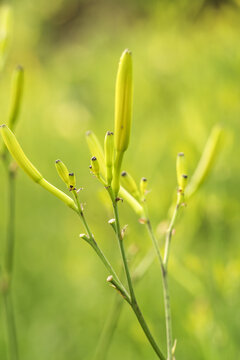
(0, 0), (240, 359)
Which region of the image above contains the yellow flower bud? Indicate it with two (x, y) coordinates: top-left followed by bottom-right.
(119, 186), (144, 218)
(0, 124), (42, 182)
(112, 49), (133, 196)
(104, 131), (114, 185)
(176, 152), (187, 192)
(8, 65), (24, 131)
(90, 156), (100, 177)
(68, 173), (76, 190)
(140, 177), (148, 197)
(86, 131), (106, 177)
(0, 5), (12, 70)
(120, 171), (140, 201)
(114, 49), (133, 153)
(186, 125), (223, 199)
(55, 160), (70, 187)
(0, 125), (77, 211)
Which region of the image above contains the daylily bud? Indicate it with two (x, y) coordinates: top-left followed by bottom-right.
(104, 131), (114, 185)
(55, 159), (69, 187)
(91, 156), (100, 177)
(8, 65), (24, 131)
(68, 172), (76, 190)
(86, 131), (106, 177)
(0, 125), (77, 211)
(112, 49), (133, 196)
(119, 186), (144, 218)
(186, 125), (223, 199)
(0, 5), (12, 70)
(121, 171), (140, 201)
(0, 124), (42, 182)
(176, 152), (187, 192)
(140, 177), (147, 197)
(114, 49), (133, 152)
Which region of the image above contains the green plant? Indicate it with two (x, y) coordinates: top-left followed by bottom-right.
(0, 49), (223, 360)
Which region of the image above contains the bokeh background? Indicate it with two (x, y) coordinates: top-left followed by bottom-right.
(0, 0), (240, 359)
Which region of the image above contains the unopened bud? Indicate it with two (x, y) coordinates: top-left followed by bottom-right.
(104, 131), (114, 185)
(112, 49), (133, 196)
(120, 171), (140, 200)
(8, 65), (24, 131)
(91, 156), (100, 177)
(140, 177), (147, 197)
(86, 131), (106, 177)
(69, 172), (76, 190)
(186, 125), (223, 199)
(0, 124), (42, 182)
(176, 152), (187, 192)
(55, 159), (69, 187)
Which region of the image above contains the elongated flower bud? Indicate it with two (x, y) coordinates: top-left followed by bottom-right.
(112, 49), (133, 196)
(86, 131), (106, 177)
(0, 6), (12, 70)
(114, 49), (133, 152)
(0, 124), (42, 182)
(8, 65), (24, 130)
(119, 186), (144, 218)
(0, 125), (77, 211)
(186, 125), (223, 199)
(55, 160), (69, 187)
(69, 173), (76, 190)
(140, 177), (147, 197)
(121, 171), (140, 201)
(104, 131), (114, 185)
(91, 156), (100, 177)
(176, 152), (187, 192)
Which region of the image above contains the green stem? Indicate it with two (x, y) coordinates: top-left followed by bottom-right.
(111, 193), (165, 360)
(3, 292), (19, 360)
(163, 204), (179, 268)
(93, 293), (124, 360)
(72, 191), (130, 303)
(146, 220), (173, 360)
(1, 159), (19, 360)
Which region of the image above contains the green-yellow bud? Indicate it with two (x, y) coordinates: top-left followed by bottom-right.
(0, 5), (12, 70)
(119, 186), (144, 218)
(8, 65), (24, 131)
(114, 49), (133, 153)
(86, 131), (106, 177)
(176, 152), (187, 192)
(104, 131), (114, 185)
(90, 156), (100, 177)
(140, 177), (148, 197)
(186, 125), (223, 199)
(0, 124), (42, 182)
(0, 125), (77, 211)
(121, 171), (140, 201)
(112, 49), (133, 197)
(69, 173), (76, 190)
(55, 159), (69, 187)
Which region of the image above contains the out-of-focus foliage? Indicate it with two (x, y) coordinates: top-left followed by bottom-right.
(0, 0), (239, 359)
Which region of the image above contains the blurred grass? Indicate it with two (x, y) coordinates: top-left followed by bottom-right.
(0, 0), (240, 359)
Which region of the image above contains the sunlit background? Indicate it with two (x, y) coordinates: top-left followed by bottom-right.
(0, 0), (240, 359)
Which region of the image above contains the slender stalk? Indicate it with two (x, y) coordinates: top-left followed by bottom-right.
(1, 157), (19, 360)
(110, 192), (165, 360)
(94, 293), (124, 360)
(146, 219), (173, 360)
(163, 204), (179, 268)
(72, 191), (131, 303)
